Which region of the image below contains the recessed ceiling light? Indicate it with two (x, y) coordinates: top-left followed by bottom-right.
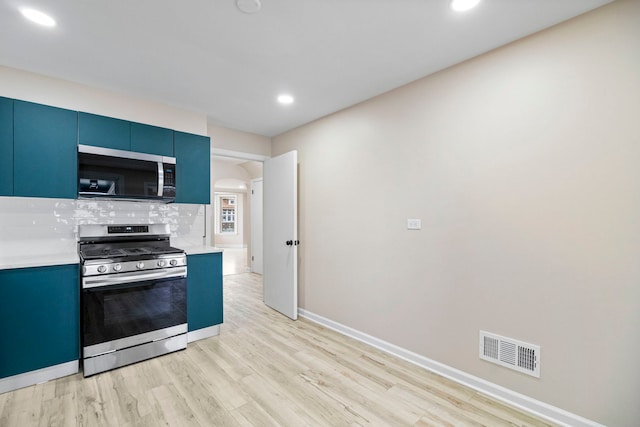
(450, 0), (481, 12)
(277, 94), (294, 105)
(20, 8), (56, 27)
(236, 0), (261, 14)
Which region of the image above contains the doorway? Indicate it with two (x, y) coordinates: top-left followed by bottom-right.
(212, 148), (299, 320)
(211, 155), (263, 276)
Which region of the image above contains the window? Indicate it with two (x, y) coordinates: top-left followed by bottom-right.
(218, 195), (237, 234)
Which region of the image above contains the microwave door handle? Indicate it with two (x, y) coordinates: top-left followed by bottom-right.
(157, 162), (164, 197)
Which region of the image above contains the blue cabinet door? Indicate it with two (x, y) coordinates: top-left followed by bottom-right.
(174, 132), (210, 204)
(78, 112), (130, 150)
(0, 264), (79, 379)
(13, 101), (78, 199)
(0, 97), (13, 196)
(79, 112), (174, 156)
(187, 252), (223, 331)
(131, 123), (174, 156)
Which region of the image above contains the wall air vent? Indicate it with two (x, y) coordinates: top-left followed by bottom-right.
(479, 331), (540, 378)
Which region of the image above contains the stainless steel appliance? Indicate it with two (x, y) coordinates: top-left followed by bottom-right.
(78, 223), (187, 376)
(78, 145), (176, 202)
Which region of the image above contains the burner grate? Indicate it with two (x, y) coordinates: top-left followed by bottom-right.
(150, 246), (184, 255)
(122, 248), (151, 256)
(81, 246), (184, 260)
(81, 248), (127, 259)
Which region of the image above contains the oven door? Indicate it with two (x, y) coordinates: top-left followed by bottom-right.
(82, 271), (187, 358)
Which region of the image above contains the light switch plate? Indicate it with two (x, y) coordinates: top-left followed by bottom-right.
(407, 219), (421, 230)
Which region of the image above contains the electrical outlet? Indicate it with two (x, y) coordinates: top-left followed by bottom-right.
(407, 219), (421, 230)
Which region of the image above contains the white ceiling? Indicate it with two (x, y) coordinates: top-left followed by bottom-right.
(0, 0), (612, 137)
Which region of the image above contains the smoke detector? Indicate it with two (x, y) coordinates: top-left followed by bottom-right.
(236, 0), (261, 14)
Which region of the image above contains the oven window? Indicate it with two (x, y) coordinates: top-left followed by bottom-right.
(83, 278), (186, 347)
(104, 286), (172, 326)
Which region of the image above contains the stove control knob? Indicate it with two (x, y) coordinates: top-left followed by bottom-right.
(113, 263), (122, 272)
(136, 262), (145, 270)
(97, 265), (107, 274)
(157, 260), (167, 267)
(170, 259), (178, 266)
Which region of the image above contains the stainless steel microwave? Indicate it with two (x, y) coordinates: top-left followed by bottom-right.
(78, 145), (176, 203)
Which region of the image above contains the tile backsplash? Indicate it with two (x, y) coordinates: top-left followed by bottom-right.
(0, 197), (206, 257)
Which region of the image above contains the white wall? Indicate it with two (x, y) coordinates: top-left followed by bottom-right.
(208, 123), (271, 157)
(272, 1), (640, 425)
(239, 161), (263, 180)
(212, 159), (254, 186)
(0, 66), (210, 256)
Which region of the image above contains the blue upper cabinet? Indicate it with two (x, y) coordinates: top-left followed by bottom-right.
(131, 122), (174, 156)
(14, 101), (77, 199)
(78, 112), (130, 150)
(174, 131), (210, 204)
(0, 97), (13, 196)
(79, 112), (174, 156)
(4, 98), (204, 201)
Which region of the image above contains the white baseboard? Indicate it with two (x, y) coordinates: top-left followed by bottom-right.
(0, 361), (79, 394)
(187, 324), (220, 343)
(298, 309), (603, 427)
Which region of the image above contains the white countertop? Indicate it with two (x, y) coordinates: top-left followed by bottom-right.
(181, 245), (224, 256)
(0, 241), (222, 270)
(0, 252), (80, 270)
(170, 237), (223, 256)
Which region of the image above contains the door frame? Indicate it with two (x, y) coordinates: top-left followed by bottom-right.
(250, 178), (264, 274)
(211, 148), (269, 273)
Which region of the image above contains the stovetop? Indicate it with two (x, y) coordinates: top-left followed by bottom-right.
(80, 246), (184, 260)
(77, 224), (186, 276)
(79, 241), (187, 276)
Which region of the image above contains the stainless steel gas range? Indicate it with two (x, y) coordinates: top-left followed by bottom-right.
(78, 223), (187, 376)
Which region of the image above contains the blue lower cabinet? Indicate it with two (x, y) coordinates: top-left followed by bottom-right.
(0, 264), (79, 379)
(187, 252), (223, 331)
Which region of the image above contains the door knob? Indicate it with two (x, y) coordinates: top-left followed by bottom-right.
(286, 240), (293, 246)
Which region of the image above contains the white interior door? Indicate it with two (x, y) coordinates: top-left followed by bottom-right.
(250, 178), (263, 274)
(263, 151), (298, 320)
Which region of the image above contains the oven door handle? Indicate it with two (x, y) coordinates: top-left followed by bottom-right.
(82, 267), (187, 289)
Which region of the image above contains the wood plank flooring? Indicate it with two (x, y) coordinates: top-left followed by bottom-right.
(0, 273), (556, 426)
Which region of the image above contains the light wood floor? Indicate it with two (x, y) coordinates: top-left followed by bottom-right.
(0, 273), (556, 426)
